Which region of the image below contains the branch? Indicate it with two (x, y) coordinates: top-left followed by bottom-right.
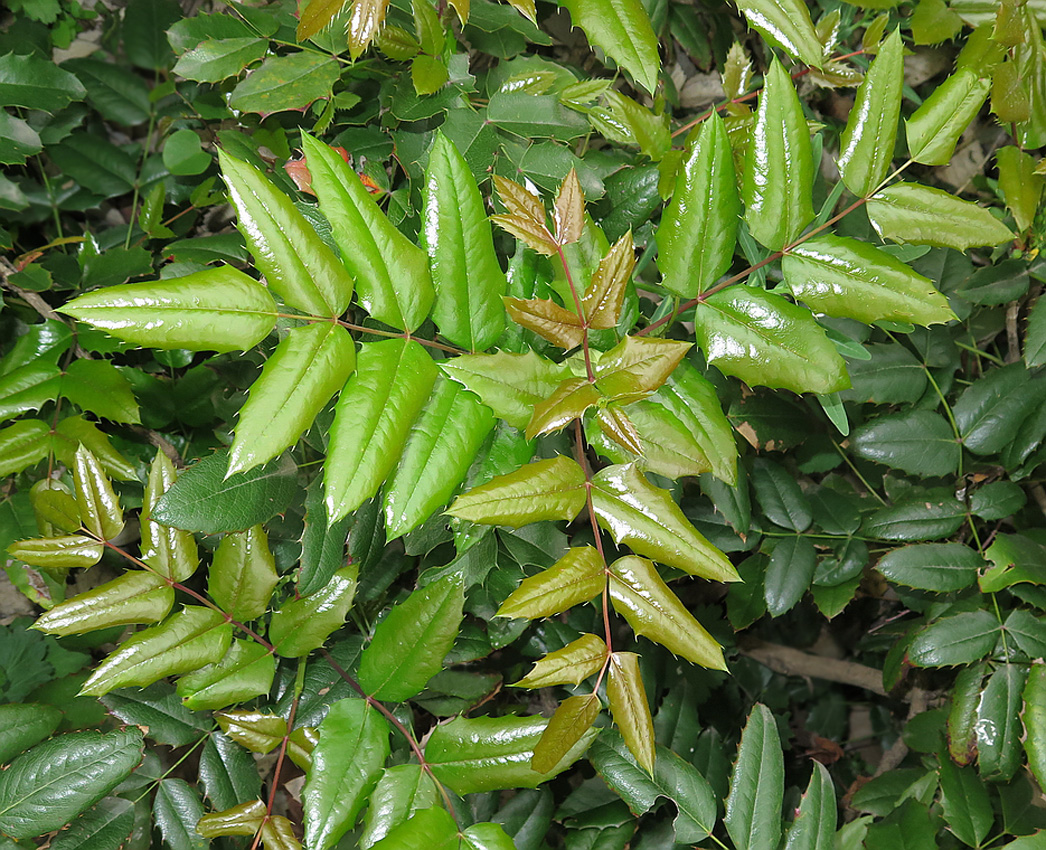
(738, 638), (887, 696)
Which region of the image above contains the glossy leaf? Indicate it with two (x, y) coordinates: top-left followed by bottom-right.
(867, 183), (1014, 250)
(953, 364), (1042, 455)
(208, 525), (279, 622)
(876, 544), (984, 592)
(742, 59), (814, 250)
(733, 0), (823, 68)
(8, 534), (104, 570)
(298, 0), (350, 40)
(607, 651), (655, 774)
(325, 339), (438, 523)
(526, 377), (601, 439)
(269, 564), (358, 658)
(303, 699), (391, 850)
(0, 704), (62, 764)
(863, 495), (966, 541)
(74, 445), (122, 541)
(532, 693), (601, 773)
(199, 732), (262, 811)
(907, 69), (991, 166)
(558, 0), (659, 93)
(997, 145), (1043, 232)
(784, 762), (836, 850)
(609, 555), (726, 670)
(60, 266), (278, 353)
(948, 663), (985, 767)
(359, 765), (439, 849)
(554, 168), (585, 245)
(1022, 665), (1046, 793)
(594, 336), (691, 403)
(369, 807), (458, 850)
(423, 133), (507, 350)
(582, 231), (635, 328)
(229, 322), (356, 476)
(33, 570), (172, 636)
(592, 463), (738, 582)
(658, 111), (739, 297)
(783, 234), (953, 326)
(220, 151), (352, 317)
(513, 633), (607, 687)
(197, 800), (266, 838)
(80, 606), (232, 696)
(0, 420), (50, 477)
(497, 546), (605, 619)
(695, 287), (849, 395)
(140, 451), (198, 582)
(54, 416), (138, 482)
(425, 714), (598, 794)
(215, 711), (285, 753)
(503, 296), (586, 350)
(0, 362), (59, 420)
(384, 378), (495, 539)
(446, 456), (587, 527)
(977, 665), (1026, 781)
(0, 728), (143, 840)
(303, 134), (433, 331)
(907, 611), (1000, 667)
(346, 0), (390, 58)
(99, 683), (209, 748)
(838, 29), (903, 197)
(176, 640), (275, 711)
(725, 703), (784, 850)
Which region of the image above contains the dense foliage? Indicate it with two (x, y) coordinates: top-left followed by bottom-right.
(1, 0), (1045, 848)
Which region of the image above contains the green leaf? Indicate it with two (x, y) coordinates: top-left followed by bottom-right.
(784, 763), (836, 850)
(208, 525), (279, 622)
(230, 323), (355, 476)
(725, 704), (784, 850)
(850, 410), (960, 477)
(228, 52), (339, 114)
(176, 639), (276, 711)
(532, 693), (601, 773)
(153, 450), (297, 535)
(594, 336), (691, 403)
(303, 699), (391, 850)
(742, 59), (814, 250)
(582, 231), (635, 329)
(33, 571), (173, 636)
(303, 133), (434, 332)
(553, 0), (659, 92)
(53, 417), (137, 482)
(325, 339), (438, 523)
(998, 145), (1044, 233)
(425, 714), (598, 794)
(60, 266), (278, 353)
(695, 287), (849, 395)
(907, 611), (1000, 667)
(299, 0), (350, 39)
(938, 752), (992, 847)
(62, 57), (150, 125)
(1004, 609), (1046, 659)
(513, 633), (607, 687)
(0, 112), (41, 166)
(0, 421), (51, 477)
(750, 458), (812, 532)
(7, 534), (104, 570)
(658, 111), (739, 298)
(74, 445), (122, 541)
(162, 128), (211, 177)
(733, 0), (824, 68)
(298, 478), (354, 595)
(370, 807), (458, 850)
(172, 37), (268, 83)
(497, 546), (605, 619)
(80, 606), (232, 696)
(141, 451), (198, 582)
(0, 52), (85, 113)
(875, 544), (984, 592)
(197, 800), (265, 839)
(981, 533), (1046, 592)
(867, 183), (1014, 250)
(440, 351), (571, 429)
(526, 377), (602, 439)
(220, 152), (354, 318)
(154, 779), (207, 850)
(0, 704), (62, 764)
(359, 765), (439, 849)
(62, 359), (141, 425)
(199, 732), (262, 811)
(783, 235), (954, 326)
(0, 727), (143, 839)
(907, 69), (991, 166)
(953, 364), (1042, 455)
(609, 555), (726, 670)
(100, 682), (209, 747)
(977, 665), (1026, 781)
(447, 455), (587, 527)
(383, 378), (495, 539)
(269, 564), (358, 658)
(460, 822), (517, 850)
(862, 495), (966, 541)
(48, 133), (135, 197)
(1021, 665), (1046, 793)
(837, 29), (903, 197)
(0, 362), (60, 420)
(423, 133), (507, 350)
(357, 575), (465, 700)
(607, 652), (654, 774)
(948, 663), (985, 767)
(29, 479), (78, 535)
(592, 463), (737, 582)
(763, 535), (815, 616)
(49, 797), (134, 850)
(215, 711), (285, 753)
(863, 799), (936, 850)
(970, 481), (1026, 520)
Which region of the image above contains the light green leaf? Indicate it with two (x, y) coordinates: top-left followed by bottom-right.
(425, 714), (598, 794)
(0, 704), (62, 765)
(607, 651), (654, 774)
(837, 29), (904, 197)
(440, 351), (571, 429)
(215, 710), (285, 753)
(609, 555), (727, 670)
(497, 546), (604, 619)
(0, 420), (50, 477)
(325, 339), (438, 523)
(298, 0), (350, 40)
(8, 532), (103, 570)
(867, 182), (1014, 250)
(849, 410), (960, 476)
(658, 111), (739, 298)
(908, 611), (1000, 667)
(526, 377), (601, 439)
(696, 287), (850, 395)
(269, 564), (358, 658)
(0, 728), (142, 840)
(303, 133), (434, 332)
(0, 111), (42, 166)
(304, 699), (391, 850)
(876, 544), (984, 592)
(532, 694), (601, 774)
(80, 606), (232, 696)
(784, 762), (836, 850)
(208, 525), (279, 622)
(557, 0), (660, 93)
(53, 416), (137, 482)
(907, 69), (991, 166)
(998, 145), (1045, 233)
(725, 703), (784, 850)
(513, 633), (607, 688)
(742, 59), (814, 250)
(74, 445), (122, 541)
(592, 463), (739, 582)
(369, 807), (458, 850)
(655, 362), (736, 483)
(220, 151), (353, 317)
(33, 570), (172, 636)
(977, 665), (1026, 780)
(172, 37), (267, 83)
(141, 451), (198, 582)
(359, 765), (439, 850)
(0, 362), (60, 420)
(228, 51), (339, 114)
(423, 132), (507, 351)
(176, 639), (276, 711)
(230, 323), (355, 476)
(0, 52), (85, 113)
(383, 378), (495, 540)
(460, 822), (517, 850)
(30, 479), (80, 535)
(733, 0), (824, 68)
(60, 266), (278, 353)
(594, 336), (691, 403)
(783, 234), (954, 326)
(446, 455), (587, 527)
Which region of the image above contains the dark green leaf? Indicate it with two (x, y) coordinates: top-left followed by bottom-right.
(725, 704), (784, 850)
(862, 495), (966, 541)
(0, 704), (62, 764)
(100, 682), (209, 747)
(750, 458), (812, 532)
(154, 779), (207, 850)
(228, 52), (339, 114)
(0, 52), (85, 113)
(875, 543), (984, 592)
(907, 611), (1000, 667)
(763, 535), (815, 617)
(850, 410), (960, 477)
(172, 37), (267, 83)
(977, 665), (1026, 780)
(953, 364), (1043, 455)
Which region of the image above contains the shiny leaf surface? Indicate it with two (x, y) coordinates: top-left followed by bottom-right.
(532, 693), (601, 773)
(607, 651), (655, 774)
(907, 69), (991, 166)
(446, 456), (587, 527)
(176, 639), (275, 711)
(208, 525), (279, 622)
(733, 0), (823, 68)
(867, 183), (1014, 250)
(513, 633), (607, 687)
(503, 296), (586, 350)
(558, 0), (659, 93)
(269, 564), (358, 657)
(582, 231), (635, 328)
(33, 570), (172, 636)
(594, 336), (691, 403)
(141, 451), (198, 582)
(497, 546), (605, 619)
